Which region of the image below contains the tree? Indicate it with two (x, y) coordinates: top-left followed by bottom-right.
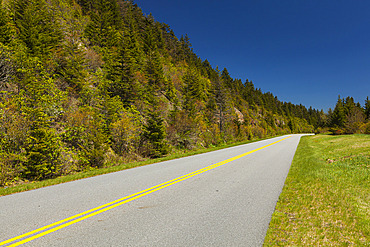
(183, 67), (208, 114)
(365, 96), (370, 120)
(85, 0), (121, 48)
(62, 107), (109, 168)
(343, 96), (356, 116)
(0, 44), (14, 88)
(13, 0), (62, 58)
(221, 68), (233, 90)
(331, 96), (346, 128)
(0, 1), (12, 45)
(344, 107), (365, 134)
(24, 116), (63, 180)
(59, 33), (87, 92)
(122, 4), (144, 71)
(179, 34), (192, 62)
(21, 74), (66, 179)
(106, 32), (141, 106)
(144, 25), (166, 101)
(141, 111), (169, 158)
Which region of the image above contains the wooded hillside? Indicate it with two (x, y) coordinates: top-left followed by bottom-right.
(0, 0), (369, 186)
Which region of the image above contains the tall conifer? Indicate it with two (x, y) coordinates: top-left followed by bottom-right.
(0, 1), (12, 45)
(13, 0), (62, 57)
(331, 96), (346, 127)
(365, 97), (370, 120)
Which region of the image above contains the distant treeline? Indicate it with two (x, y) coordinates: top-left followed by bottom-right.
(0, 0), (369, 186)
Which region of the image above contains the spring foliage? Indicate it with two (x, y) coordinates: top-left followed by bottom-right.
(0, 0), (368, 186)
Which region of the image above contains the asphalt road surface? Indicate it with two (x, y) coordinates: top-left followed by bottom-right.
(1, 134), (308, 247)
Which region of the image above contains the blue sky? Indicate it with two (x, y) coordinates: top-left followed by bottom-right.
(134, 0), (370, 111)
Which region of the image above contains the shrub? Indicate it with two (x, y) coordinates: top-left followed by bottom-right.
(62, 107), (109, 168)
(167, 110), (198, 149)
(0, 152), (25, 187)
(111, 109), (142, 156)
(24, 127), (63, 180)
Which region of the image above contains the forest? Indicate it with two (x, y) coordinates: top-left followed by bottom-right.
(0, 0), (369, 186)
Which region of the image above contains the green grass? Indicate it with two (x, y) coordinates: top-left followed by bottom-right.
(264, 134), (370, 246)
(0, 137), (273, 197)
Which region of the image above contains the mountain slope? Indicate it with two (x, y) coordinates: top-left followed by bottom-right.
(0, 0), (331, 185)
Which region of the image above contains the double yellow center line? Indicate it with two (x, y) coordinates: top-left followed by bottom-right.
(1, 136), (291, 246)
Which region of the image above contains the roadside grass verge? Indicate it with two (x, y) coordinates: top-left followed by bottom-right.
(264, 134), (369, 246)
(0, 137), (275, 197)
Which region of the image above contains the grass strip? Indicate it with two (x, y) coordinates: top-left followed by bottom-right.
(0, 136), (276, 197)
(264, 134), (369, 246)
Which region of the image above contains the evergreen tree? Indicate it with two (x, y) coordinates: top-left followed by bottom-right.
(343, 96), (356, 116)
(85, 0), (121, 48)
(221, 68), (233, 90)
(179, 34), (192, 62)
(0, 1), (12, 45)
(24, 112), (62, 180)
(144, 25), (165, 100)
(365, 96), (370, 120)
(183, 67), (208, 107)
(106, 30), (141, 106)
(331, 96), (346, 128)
(19, 63), (67, 179)
(59, 33), (87, 92)
(142, 111), (168, 158)
(122, 4), (144, 71)
(13, 0), (62, 58)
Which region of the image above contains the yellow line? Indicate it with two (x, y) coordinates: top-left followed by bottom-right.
(1, 136), (291, 247)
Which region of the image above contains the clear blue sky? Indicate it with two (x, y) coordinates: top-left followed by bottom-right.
(134, 0), (370, 111)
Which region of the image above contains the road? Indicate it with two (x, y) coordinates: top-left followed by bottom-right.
(1, 134), (307, 246)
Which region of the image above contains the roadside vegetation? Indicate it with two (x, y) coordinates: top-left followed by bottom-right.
(0, 137), (270, 196)
(264, 134), (369, 246)
(0, 0), (369, 193)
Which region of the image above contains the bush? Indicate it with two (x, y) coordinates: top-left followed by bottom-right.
(24, 127), (63, 180)
(362, 122), (370, 134)
(111, 109), (142, 156)
(0, 152), (25, 187)
(251, 125), (266, 139)
(330, 127), (345, 135)
(62, 107), (108, 168)
(167, 110), (198, 149)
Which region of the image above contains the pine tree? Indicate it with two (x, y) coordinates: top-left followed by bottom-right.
(0, 1), (12, 45)
(20, 67), (66, 179)
(221, 68), (233, 90)
(365, 96), (370, 120)
(13, 0), (62, 58)
(85, 0), (121, 48)
(343, 96), (356, 116)
(183, 67), (208, 114)
(59, 33), (87, 92)
(144, 25), (165, 98)
(142, 111), (168, 158)
(106, 28), (142, 106)
(122, 4), (144, 71)
(24, 112), (62, 180)
(331, 96), (346, 128)
(179, 34), (192, 62)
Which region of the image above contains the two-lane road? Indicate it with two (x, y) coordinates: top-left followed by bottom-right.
(1, 134), (308, 246)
